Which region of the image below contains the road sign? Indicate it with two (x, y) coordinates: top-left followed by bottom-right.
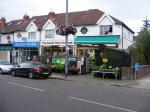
(135, 63), (141, 72)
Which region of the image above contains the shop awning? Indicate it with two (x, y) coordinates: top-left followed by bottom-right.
(75, 35), (120, 44)
(13, 42), (40, 48)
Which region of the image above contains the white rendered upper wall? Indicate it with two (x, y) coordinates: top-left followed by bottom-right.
(0, 13), (134, 49)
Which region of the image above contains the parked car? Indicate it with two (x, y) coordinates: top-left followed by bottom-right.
(11, 61), (51, 79)
(0, 60), (13, 74)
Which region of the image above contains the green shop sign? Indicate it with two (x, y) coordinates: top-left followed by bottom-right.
(52, 57), (65, 64)
(0, 46), (12, 51)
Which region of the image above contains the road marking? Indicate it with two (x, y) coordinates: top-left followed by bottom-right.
(69, 96), (137, 112)
(7, 82), (45, 92)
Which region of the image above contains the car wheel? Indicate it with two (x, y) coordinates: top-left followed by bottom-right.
(29, 72), (34, 79)
(49, 72), (52, 76)
(11, 70), (16, 77)
(44, 76), (49, 79)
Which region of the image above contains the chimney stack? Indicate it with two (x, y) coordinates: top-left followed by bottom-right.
(23, 14), (30, 22)
(0, 17), (6, 28)
(48, 11), (56, 20)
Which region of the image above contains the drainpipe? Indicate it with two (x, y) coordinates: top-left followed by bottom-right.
(12, 32), (15, 64)
(73, 35), (76, 56)
(39, 30), (42, 56)
(122, 23), (124, 67)
(122, 24), (124, 50)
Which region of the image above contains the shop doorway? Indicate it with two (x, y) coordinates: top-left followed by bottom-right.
(12, 48), (38, 64)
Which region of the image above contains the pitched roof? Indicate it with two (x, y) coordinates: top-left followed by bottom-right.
(2, 20), (30, 33)
(0, 9), (134, 34)
(110, 16), (134, 33)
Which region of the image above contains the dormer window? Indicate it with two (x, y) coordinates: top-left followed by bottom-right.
(100, 25), (112, 35)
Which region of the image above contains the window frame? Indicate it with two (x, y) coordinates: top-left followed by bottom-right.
(100, 25), (113, 35)
(28, 32), (36, 40)
(45, 30), (55, 38)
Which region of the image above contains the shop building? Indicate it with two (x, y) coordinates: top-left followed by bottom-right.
(0, 9), (134, 63)
(0, 17), (13, 62)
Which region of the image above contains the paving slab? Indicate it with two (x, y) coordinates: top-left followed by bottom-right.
(50, 73), (150, 90)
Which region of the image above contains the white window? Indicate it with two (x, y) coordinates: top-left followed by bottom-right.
(45, 30), (54, 38)
(100, 25), (112, 35)
(28, 32), (36, 40)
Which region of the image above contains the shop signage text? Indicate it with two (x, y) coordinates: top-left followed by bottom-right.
(42, 41), (73, 46)
(13, 42), (40, 48)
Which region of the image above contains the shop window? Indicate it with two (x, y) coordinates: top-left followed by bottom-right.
(100, 25), (112, 35)
(28, 32), (36, 40)
(45, 30), (54, 38)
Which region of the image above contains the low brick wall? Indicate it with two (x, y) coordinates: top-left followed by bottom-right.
(121, 65), (150, 80)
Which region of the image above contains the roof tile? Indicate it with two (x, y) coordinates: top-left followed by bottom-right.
(0, 9), (134, 34)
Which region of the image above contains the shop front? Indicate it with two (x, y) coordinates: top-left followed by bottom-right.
(41, 40), (74, 57)
(12, 42), (40, 64)
(0, 44), (12, 62)
(75, 35), (121, 68)
(75, 35), (120, 56)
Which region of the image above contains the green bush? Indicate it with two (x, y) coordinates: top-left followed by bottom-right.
(51, 64), (64, 73)
(99, 64), (107, 70)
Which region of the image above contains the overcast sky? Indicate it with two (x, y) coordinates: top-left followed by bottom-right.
(0, 0), (150, 35)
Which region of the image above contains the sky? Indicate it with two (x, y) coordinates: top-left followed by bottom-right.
(0, 0), (150, 35)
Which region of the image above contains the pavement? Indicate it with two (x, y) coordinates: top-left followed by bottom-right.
(50, 73), (150, 90)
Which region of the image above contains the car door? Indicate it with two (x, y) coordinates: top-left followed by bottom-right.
(14, 63), (25, 75)
(18, 63), (31, 76)
(22, 63), (32, 76)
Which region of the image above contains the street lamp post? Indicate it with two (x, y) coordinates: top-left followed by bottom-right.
(56, 0), (77, 77)
(65, 0), (69, 77)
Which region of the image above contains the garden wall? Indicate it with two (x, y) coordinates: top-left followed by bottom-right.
(121, 65), (150, 80)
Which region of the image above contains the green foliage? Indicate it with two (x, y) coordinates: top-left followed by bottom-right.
(93, 64), (120, 71)
(93, 65), (107, 71)
(99, 64), (107, 69)
(51, 64), (64, 73)
(130, 29), (150, 64)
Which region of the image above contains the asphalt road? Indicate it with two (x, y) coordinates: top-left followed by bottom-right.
(0, 74), (150, 112)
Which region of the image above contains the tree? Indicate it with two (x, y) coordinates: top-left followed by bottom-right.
(139, 17), (150, 33)
(130, 28), (150, 65)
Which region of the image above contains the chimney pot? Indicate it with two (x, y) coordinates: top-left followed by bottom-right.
(48, 11), (56, 20)
(0, 17), (6, 28)
(23, 14), (30, 22)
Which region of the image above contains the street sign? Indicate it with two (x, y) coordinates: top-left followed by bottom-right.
(135, 63), (141, 72)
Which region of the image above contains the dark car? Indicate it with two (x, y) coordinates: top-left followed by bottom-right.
(11, 61), (51, 79)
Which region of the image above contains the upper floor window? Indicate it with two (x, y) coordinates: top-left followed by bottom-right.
(45, 30), (54, 38)
(100, 25), (112, 35)
(28, 32), (36, 40)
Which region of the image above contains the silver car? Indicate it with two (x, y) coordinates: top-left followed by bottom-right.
(0, 60), (13, 74)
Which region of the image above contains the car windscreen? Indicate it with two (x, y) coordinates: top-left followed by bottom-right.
(29, 62), (43, 67)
